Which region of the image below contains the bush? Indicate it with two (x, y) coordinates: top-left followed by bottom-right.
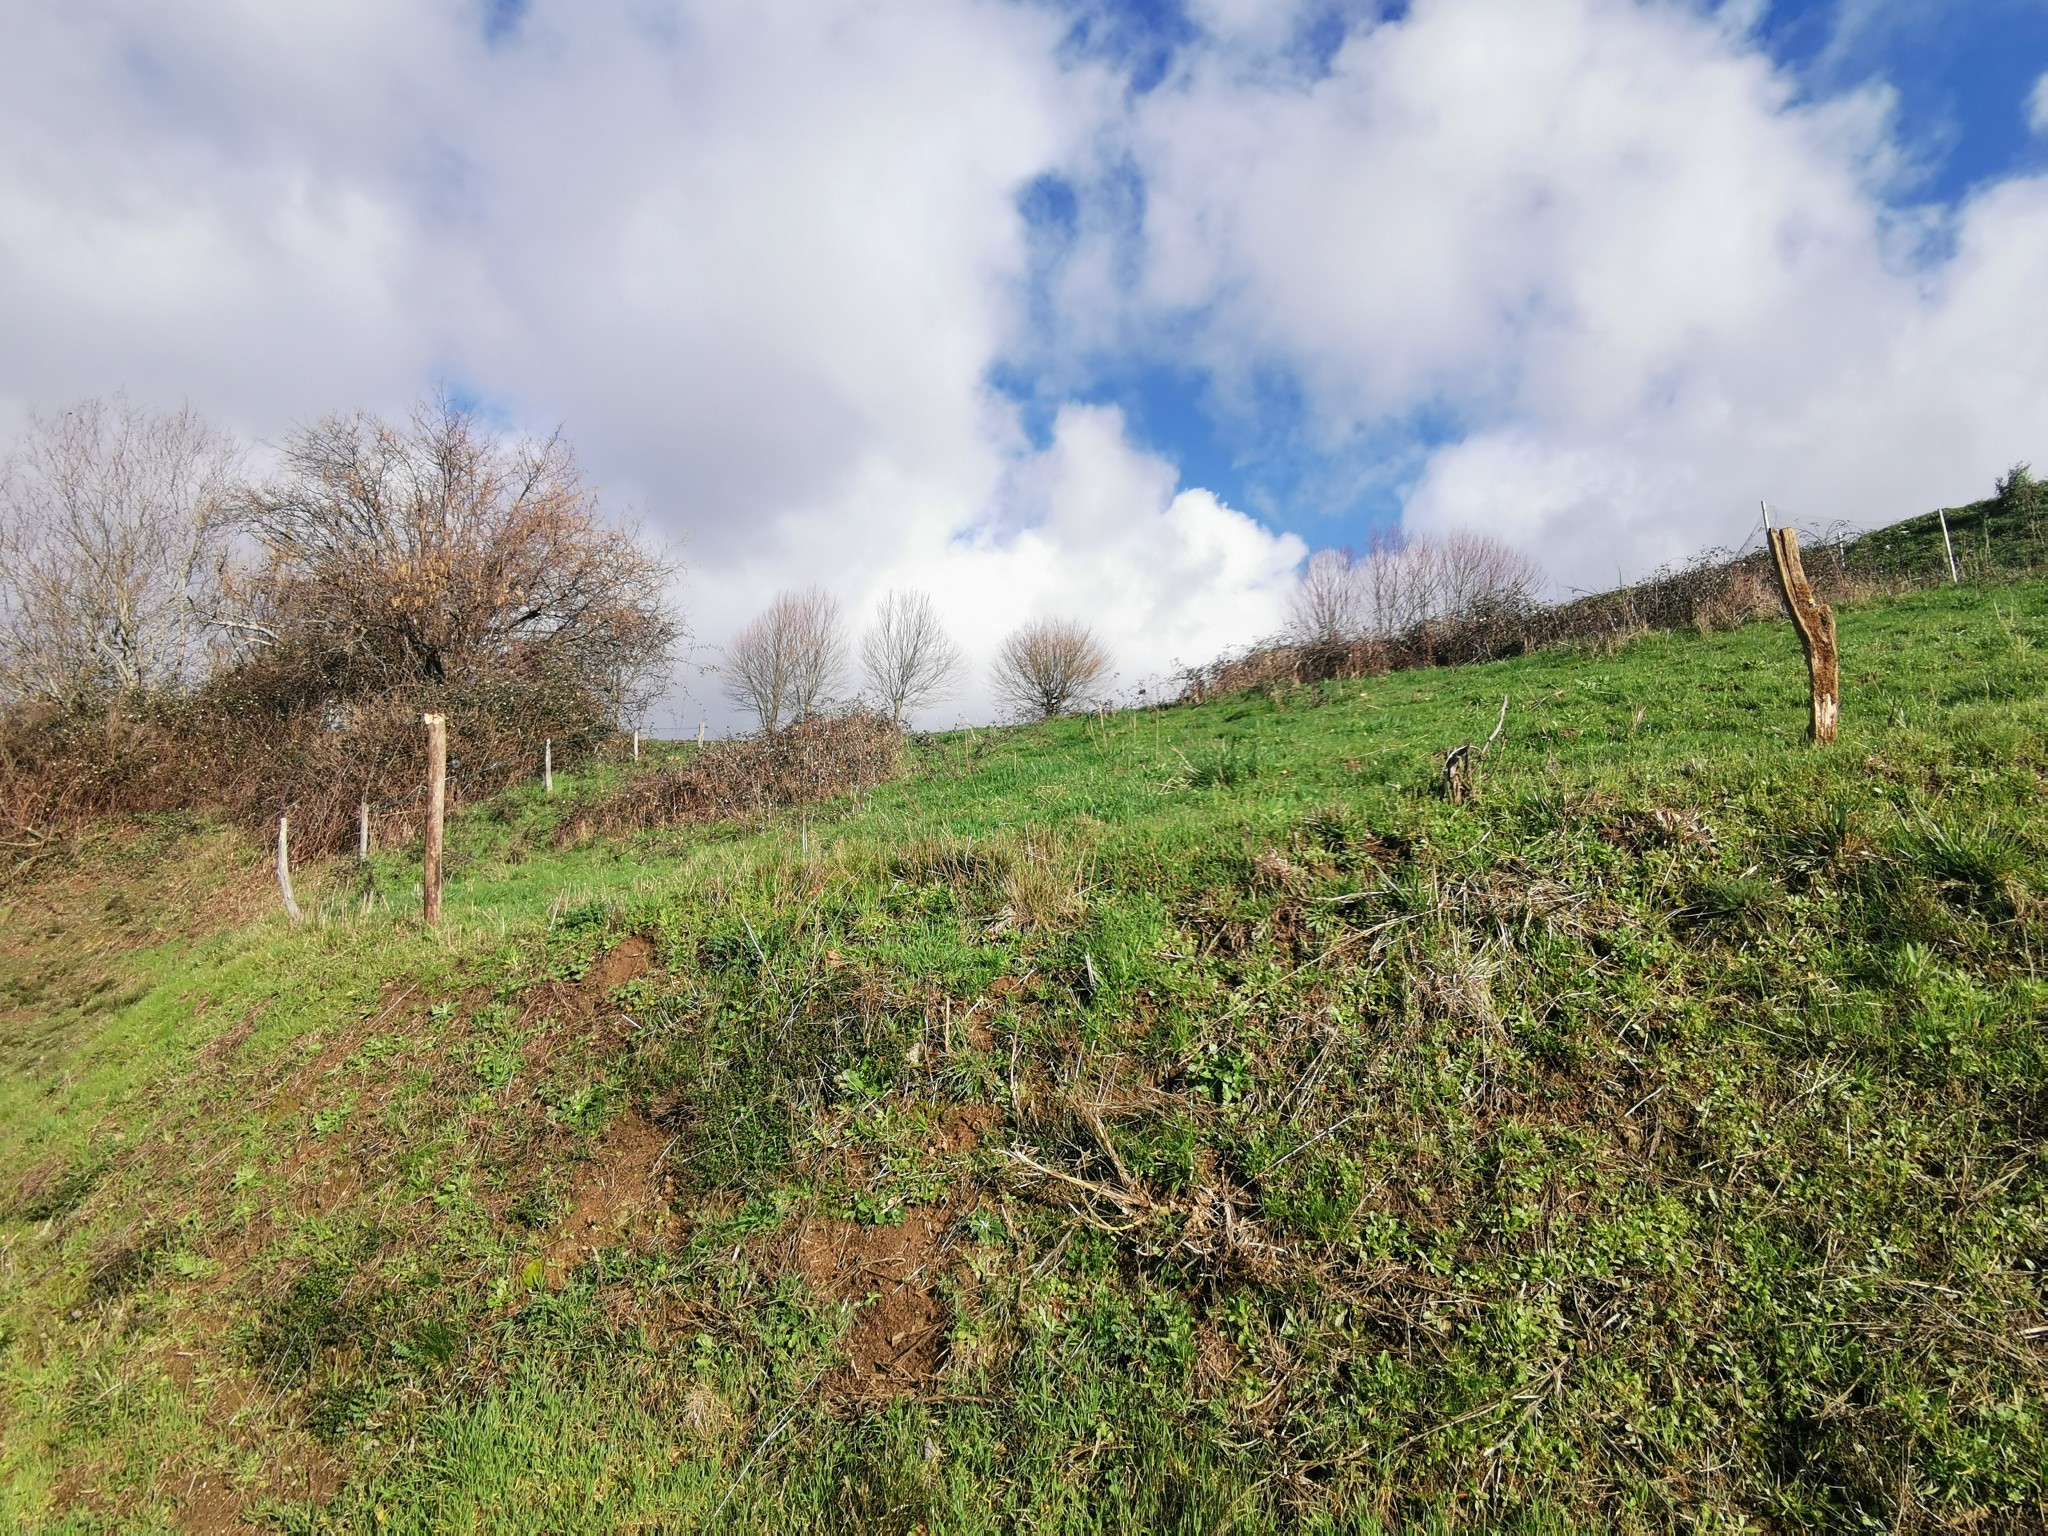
(577, 713), (903, 836)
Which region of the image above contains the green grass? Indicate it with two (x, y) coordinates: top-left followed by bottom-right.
(4, 580), (2048, 1531)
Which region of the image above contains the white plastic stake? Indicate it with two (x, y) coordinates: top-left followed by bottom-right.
(1936, 507), (1960, 583)
(277, 815), (301, 924)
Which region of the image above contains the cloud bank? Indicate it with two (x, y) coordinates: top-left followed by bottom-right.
(2, 0), (2044, 724)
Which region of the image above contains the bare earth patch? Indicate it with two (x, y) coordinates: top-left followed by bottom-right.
(790, 1205), (959, 1400)
(544, 1111), (673, 1284)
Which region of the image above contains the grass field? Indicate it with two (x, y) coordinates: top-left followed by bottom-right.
(3, 579), (2047, 1532)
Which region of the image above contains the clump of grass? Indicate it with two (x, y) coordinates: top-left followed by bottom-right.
(1177, 735), (1262, 789)
(1901, 812), (2030, 908)
(1682, 870), (1779, 928)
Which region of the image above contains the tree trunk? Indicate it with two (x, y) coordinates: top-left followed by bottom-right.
(1766, 527), (1839, 744)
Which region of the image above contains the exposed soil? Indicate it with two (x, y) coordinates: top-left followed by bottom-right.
(790, 1205), (959, 1399)
(584, 932), (656, 994)
(934, 1104), (998, 1153)
(515, 932), (655, 1074)
(544, 1110), (673, 1284)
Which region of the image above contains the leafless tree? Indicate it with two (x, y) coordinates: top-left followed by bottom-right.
(990, 617), (1110, 720)
(0, 398), (240, 709)
(1334, 530), (1542, 638)
(226, 398), (680, 720)
(860, 589), (962, 727)
(1287, 548), (1368, 644)
(1433, 530), (1544, 622)
(722, 586), (847, 733)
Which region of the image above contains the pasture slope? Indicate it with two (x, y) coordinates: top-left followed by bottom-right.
(3, 579), (2047, 1533)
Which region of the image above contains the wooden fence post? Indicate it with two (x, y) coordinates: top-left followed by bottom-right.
(632, 729), (640, 762)
(544, 738), (554, 794)
(423, 712), (447, 926)
(1766, 526), (1839, 744)
(277, 815), (301, 923)
(358, 798), (371, 860)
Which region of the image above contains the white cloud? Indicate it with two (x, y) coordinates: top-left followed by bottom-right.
(0, 0), (1298, 727)
(4, 0), (2048, 724)
(1102, 0), (2048, 586)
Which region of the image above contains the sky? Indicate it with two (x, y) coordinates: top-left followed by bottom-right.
(2, 0), (2045, 728)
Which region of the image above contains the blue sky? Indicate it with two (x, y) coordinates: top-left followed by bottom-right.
(995, 0), (2048, 556)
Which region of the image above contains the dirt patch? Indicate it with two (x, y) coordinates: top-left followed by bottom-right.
(513, 933), (657, 1077)
(934, 1104), (998, 1153)
(790, 1205), (958, 1399)
(584, 933), (655, 995)
(543, 1111), (673, 1284)
(174, 1473), (258, 1535)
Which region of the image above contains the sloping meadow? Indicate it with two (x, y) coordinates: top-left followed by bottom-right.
(1, 582), (2046, 1531)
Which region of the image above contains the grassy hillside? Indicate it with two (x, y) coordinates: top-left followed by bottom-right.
(4, 580), (2047, 1532)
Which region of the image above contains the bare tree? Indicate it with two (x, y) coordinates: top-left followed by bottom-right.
(227, 398), (680, 720)
(860, 589), (962, 727)
(1434, 530), (1544, 622)
(1359, 536), (1441, 637)
(1287, 548), (1367, 644)
(0, 398), (240, 709)
(990, 617), (1110, 720)
(1338, 530), (1542, 638)
(722, 586), (846, 733)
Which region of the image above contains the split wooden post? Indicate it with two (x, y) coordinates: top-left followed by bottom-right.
(277, 815), (301, 924)
(1765, 525), (1839, 744)
(543, 738), (554, 794)
(422, 712), (447, 926)
(358, 797), (371, 860)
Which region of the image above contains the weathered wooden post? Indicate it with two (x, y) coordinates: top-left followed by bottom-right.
(1766, 525), (1839, 744)
(423, 712), (447, 926)
(632, 729), (640, 762)
(277, 815), (301, 924)
(358, 797), (371, 860)
(544, 738), (554, 794)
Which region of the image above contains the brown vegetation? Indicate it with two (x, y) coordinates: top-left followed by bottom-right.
(574, 712), (903, 837)
(1184, 536), (1872, 703)
(0, 398), (680, 859)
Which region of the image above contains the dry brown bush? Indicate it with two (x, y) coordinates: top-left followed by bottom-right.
(0, 675), (598, 865)
(227, 399), (678, 712)
(0, 399), (678, 862)
(576, 713), (902, 837)
(1181, 538), (1872, 705)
